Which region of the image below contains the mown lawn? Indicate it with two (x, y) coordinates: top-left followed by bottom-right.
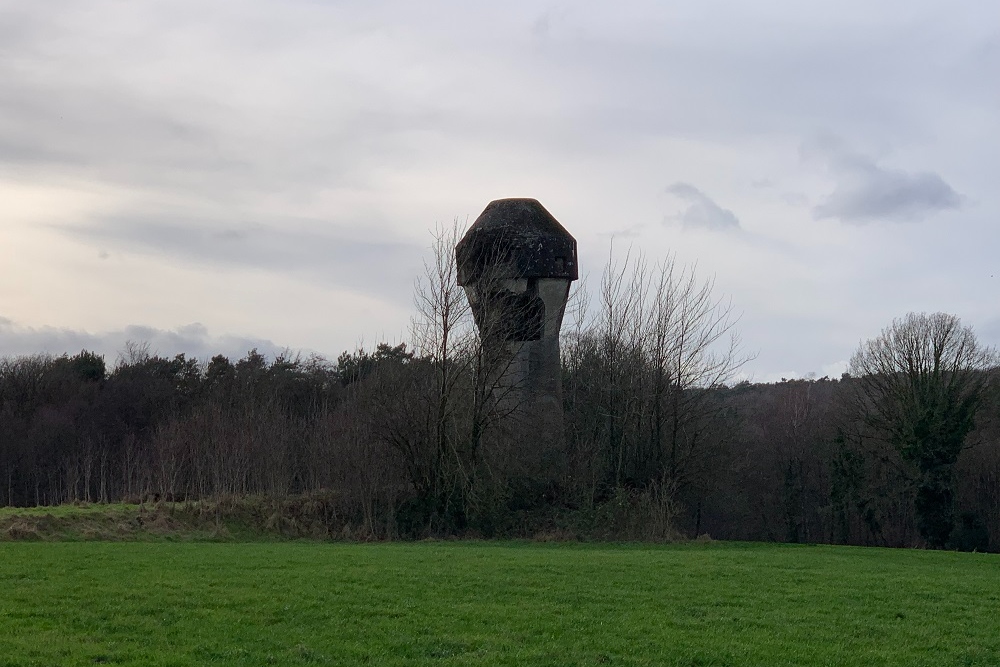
(0, 540), (997, 666)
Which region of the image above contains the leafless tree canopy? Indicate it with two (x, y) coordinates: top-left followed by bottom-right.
(561, 250), (752, 505)
(848, 312), (999, 547)
(849, 313), (996, 453)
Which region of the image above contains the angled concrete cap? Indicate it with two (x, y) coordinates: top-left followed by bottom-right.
(456, 198), (578, 285)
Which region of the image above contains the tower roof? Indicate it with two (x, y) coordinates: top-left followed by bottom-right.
(456, 198), (578, 285)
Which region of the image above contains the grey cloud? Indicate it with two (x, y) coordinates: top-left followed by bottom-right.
(665, 182), (740, 231)
(56, 214), (423, 305)
(813, 151), (962, 223)
(0, 4), (451, 202)
(529, 5), (987, 149)
(781, 192), (809, 206)
(2, 0), (987, 202)
(0, 319), (287, 363)
(532, 13), (551, 39)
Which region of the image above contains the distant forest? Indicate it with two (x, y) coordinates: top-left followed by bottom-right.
(3, 231), (997, 550)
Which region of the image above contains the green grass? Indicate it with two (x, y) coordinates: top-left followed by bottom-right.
(0, 540), (998, 666)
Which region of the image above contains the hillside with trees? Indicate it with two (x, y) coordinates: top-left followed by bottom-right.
(2, 233), (997, 550)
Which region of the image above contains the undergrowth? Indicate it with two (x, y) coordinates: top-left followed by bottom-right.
(0, 486), (681, 543)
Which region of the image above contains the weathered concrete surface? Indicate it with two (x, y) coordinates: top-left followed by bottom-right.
(456, 198), (578, 454)
(456, 198), (578, 286)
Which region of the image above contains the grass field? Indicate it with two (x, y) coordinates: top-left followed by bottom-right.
(1, 540), (998, 666)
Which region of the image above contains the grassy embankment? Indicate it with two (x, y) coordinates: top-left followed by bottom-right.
(1, 537), (998, 666)
(0, 498), (351, 542)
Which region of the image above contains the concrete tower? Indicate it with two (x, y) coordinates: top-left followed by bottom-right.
(456, 198), (578, 447)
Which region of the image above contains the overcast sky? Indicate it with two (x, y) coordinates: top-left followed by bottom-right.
(2, 0), (997, 380)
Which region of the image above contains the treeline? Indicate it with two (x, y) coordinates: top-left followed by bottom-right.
(0, 346), (344, 506)
(1, 344), (998, 547)
(2, 232), (998, 548)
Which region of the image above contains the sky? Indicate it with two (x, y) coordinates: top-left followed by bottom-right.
(2, 0), (997, 381)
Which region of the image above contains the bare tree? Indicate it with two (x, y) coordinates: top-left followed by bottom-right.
(645, 257), (750, 495)
(849, 312), (998, 547)
(404, 221), (479, 528)
(595, 248), (648, 488)
(393, 220), (554, 532)
(559, 248), (752, 537)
